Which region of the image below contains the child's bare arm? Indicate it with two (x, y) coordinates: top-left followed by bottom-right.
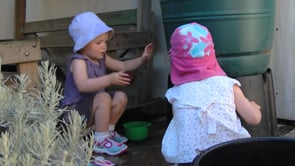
(71, 59), (130, 92)
(234, 84), (261, 125)
(106, 43), (155, 72)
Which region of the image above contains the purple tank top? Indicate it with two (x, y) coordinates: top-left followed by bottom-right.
(60, 53), (106, 107)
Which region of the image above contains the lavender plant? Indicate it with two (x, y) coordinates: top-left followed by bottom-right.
(0, 61), (95, 166)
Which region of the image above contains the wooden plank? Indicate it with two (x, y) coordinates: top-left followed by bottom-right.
(99, 9), (137, 27)
(35, 31), (152, 51)
(108, 32), (153, 50)
(15, 0), (26, 39)
(137, 0), (152, 31)
(17, 61), (39, 88)
(0, 39), (41, 65)
(136, 0), (153, 101)
(24, 9), (137, 34)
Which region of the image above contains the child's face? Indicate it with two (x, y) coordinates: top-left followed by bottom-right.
(80, 32), (110, 61)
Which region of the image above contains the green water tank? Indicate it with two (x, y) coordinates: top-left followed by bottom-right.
(160, 0), (276, 77)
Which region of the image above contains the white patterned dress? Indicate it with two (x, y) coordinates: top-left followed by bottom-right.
(161, 76), (251, 164)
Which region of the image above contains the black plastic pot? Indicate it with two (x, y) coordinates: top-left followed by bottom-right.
(192, 137), (295, 166)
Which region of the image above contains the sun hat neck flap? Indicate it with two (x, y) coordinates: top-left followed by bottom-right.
(69, 11), (114, 52)
(169, 22), (226, 86)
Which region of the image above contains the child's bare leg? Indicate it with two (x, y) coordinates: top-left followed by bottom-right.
(110, 91), (128, 124)
(92, 92), (112, 132)
(91, 92), (128, 155)
(108, 91), (128, 143)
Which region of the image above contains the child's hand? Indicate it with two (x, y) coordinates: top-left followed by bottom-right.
(108, 71), (131, 86)
(142, 43), (155, 63)
(123, 71), (133, 81)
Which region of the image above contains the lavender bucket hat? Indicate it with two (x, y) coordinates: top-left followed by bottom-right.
(68, 11), (114, 52)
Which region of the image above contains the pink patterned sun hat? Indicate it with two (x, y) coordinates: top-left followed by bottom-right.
(169, 22), (226, 85)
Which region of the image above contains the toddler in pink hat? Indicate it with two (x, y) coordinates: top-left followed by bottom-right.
(161, 22), (261, 164)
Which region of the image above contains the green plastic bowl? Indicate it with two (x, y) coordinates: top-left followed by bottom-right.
(123, 121), (152, 141)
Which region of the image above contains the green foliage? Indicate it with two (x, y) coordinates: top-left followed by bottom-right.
(0, 61), (94, 166)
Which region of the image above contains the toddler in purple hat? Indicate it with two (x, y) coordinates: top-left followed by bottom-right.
(161, 22), (261, 164)
(60, 11), (154, 159)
